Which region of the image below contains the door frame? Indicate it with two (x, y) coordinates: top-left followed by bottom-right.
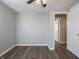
(52, 12), (68, 49)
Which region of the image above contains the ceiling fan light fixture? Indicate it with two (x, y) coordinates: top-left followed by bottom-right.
(42, 4), (46, 7)
(36, 0), (47, 5)
(36, 0), (41, 4)
(27, 0), (47, 7)
(42, 0), (47, 4)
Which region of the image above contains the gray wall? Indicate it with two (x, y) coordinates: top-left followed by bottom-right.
(0, 2), (16, 55)
(16, 13), (49, 45)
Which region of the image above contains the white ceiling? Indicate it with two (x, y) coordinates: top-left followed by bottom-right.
(0, 0), (79, 13)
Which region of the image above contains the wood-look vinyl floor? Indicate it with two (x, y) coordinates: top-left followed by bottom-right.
(0, 43), (79, 59)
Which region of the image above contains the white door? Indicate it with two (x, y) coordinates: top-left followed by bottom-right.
(67, 6), (79, 57)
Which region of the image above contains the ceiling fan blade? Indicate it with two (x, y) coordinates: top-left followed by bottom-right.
(41, 0), (47, 7)
(27, 0), (35, 4)
(42, 4), (47, 7)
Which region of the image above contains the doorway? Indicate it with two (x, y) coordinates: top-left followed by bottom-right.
(55, 14), (67, 48)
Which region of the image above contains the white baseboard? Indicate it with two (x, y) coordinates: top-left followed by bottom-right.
(0, 45), (16, 57)
(48, 47), (54, 50)
(15, 44), (48, 46)
(48, 45), (54, 50)
(15, 44), (54, 50)
(67, 47), (79, 58)
(59, 42), (66, 44)
(0, 44), (54, 57)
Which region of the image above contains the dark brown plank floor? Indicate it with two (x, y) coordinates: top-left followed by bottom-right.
(0, 43), (79, 59)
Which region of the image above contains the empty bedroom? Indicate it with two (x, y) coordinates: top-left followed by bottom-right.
(0, 0), (79, 59)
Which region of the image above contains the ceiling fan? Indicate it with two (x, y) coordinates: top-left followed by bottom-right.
(27, 0), (47, 7)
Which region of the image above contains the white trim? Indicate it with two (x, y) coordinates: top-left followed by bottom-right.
(48, 46), (54, 50)
(49, 48), (54, 50)
(67, 47), (79, 58)
(53, 12), (69, 15)
(15, 44), (54, 50)
(52, 11), (68, 50)
(15, 44), (48, 46)
(53, 12), (68, 23)
(0, 44), (54, 57)
(59, 42), (66, 44)
(0, 45), (16, 57)
(48, 44), (54, 50)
